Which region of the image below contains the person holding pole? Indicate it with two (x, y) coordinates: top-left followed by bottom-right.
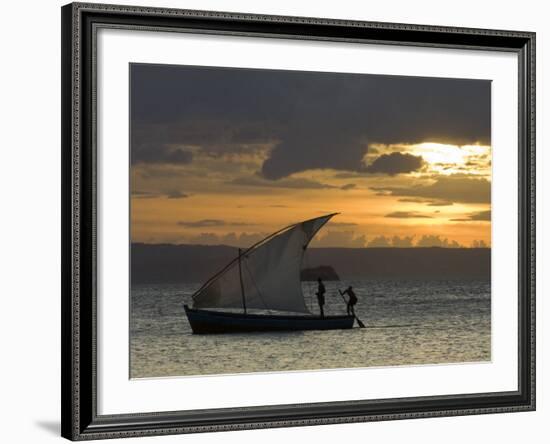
(340, 285), (358, 316)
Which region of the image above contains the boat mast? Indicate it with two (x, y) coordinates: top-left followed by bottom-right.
(238, 248), (247, 314)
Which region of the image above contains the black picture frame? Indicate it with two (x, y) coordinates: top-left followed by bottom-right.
(61, 2), (536, 440)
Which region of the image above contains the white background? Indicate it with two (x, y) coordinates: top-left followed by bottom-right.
(98, 28), (519, 415)
(0, 0), (546, 443)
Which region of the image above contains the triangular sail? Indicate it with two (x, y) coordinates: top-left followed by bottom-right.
(192, 214), (336, 314)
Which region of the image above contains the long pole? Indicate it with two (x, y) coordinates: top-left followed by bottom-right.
(338, 290), (366, 328)
(238, 248), (247, 314)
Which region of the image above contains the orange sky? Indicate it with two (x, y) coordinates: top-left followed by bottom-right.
(131, 141), (491, 248)
(130, 64), (491, 248)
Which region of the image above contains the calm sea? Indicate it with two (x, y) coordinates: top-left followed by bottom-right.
(130, 279), (490, 378)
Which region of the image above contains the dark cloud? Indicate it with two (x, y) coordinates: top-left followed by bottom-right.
(450, 210), (491, 222)
(332, 172), (364, 179)
(230, 175), (335, 189)
(135, 165), (191, 180)
(131, 64), (490, 178)
(177, 219), (251, 228)
(132, 143), (193, 165)
(433, 163), (458, 171)
(385, 211), (432, 219)
(132, 190), (159, 199)
(371, 176), (490, 204)
(132, 190), (190, 199)
(366, 152), (424, 175)
(166, 191), (189, 199)
(398, 198), (426, 203)
(340, 183), (357, 190)
(328, 222), (358, 227)
(397, 198), (453, 206)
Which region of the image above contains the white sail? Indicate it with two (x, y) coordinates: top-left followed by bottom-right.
(192, 214), (336, 314)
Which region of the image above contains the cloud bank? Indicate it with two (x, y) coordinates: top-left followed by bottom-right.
(450, 210), (491, 222)
(372, 176), (491, 204)
(366, 152), (424, 175)
(177, 219), (252, 228)
(385, 211), (433, 219)
(131, 64), (491, 179)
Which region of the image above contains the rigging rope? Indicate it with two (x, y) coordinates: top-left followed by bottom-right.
(302, 249), (315, 312)
(243, 258), (272, 313)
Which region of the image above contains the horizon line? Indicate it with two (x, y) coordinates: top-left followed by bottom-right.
(131, 241), (491, 250)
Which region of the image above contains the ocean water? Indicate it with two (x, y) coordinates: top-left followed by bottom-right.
(130, 279), (490, 378)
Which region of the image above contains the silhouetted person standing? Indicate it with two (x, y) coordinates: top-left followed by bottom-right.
(341, 285), (357, 316)
(316, 277), (326, 317)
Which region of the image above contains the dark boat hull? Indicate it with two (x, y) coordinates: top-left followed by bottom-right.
(184, 305), (355, 334)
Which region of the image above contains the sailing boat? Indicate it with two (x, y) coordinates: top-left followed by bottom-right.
(184, 213), (355, 334)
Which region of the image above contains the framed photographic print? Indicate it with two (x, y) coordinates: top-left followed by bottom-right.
(61, 2), (536, 440)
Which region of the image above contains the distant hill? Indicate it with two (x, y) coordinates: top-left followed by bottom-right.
(131, 243), (490, 284)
